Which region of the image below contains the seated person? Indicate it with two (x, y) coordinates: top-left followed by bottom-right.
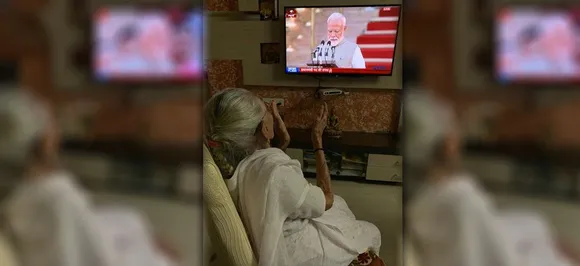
(0, 88), (179, 266)
(404, 89), (579, 266)
(204, 88), (383, 266)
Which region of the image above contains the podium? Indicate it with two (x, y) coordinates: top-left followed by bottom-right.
(306, 62), (338, 68)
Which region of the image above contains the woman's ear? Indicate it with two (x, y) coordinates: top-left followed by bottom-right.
(442, 130), (461, 163)
(38, 114), (60, 162)
(260, 121), (274, 140)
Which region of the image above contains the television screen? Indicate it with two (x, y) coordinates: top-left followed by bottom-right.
(284, 5), (400, 75)
(496, 7), (580, 84)
(93, 7), (203, 82)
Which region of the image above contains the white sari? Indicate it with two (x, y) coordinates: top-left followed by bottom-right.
(226, 148), (381, 266)
(3, 171), (175, 266)
(408, 173), (574, 266)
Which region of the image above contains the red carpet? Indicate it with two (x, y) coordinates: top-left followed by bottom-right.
(366, 21), (399, 31)
(356, 6), (400, 71)
(360, 48), (395, 58)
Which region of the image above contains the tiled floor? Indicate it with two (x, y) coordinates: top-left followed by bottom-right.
(330, 180), (403, 265)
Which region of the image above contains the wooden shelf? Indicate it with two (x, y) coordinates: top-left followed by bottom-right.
(62, 139), (201, 165)
(286, 128), (399, 155)
(466, 140), (580, 167)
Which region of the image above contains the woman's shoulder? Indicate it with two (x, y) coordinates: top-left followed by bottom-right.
(415, 173), (487, 207)
(440, 173), (494, 211)
(246, 148), (296, 166)
(26, 171), (86, 204)
(238, 148), (302, 180)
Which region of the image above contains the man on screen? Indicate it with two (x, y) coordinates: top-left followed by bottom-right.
(107, 24), (150, 75)
(172, 21), (201, 78)
(326, 12), (366, 69)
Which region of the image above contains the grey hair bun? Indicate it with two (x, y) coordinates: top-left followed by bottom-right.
(403, 89), (454, 167)
(0, 89), (48, 164)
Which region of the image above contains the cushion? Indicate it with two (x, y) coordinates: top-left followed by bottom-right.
(202, 145), (257, 266)
(0, 231), (18, 266)
(402, 236), (420, 266)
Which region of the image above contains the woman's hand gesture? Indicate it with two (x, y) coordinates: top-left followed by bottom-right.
(269, 101), (291, 150)
(312, 102), (328, 149)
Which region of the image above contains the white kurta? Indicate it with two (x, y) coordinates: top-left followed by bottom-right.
(332, 40), (366, 69)
(226, 148), (381, 266)
(3, 171), (174, 266)
(408, 173), (574, 266)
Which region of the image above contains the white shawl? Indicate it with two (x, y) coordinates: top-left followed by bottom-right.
(226, 148), (362, 266)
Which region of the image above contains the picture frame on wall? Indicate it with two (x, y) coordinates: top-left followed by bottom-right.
(259, 0), (278, 20)
(260, 43), (281, 64)
(68, 0), (88, 24)
(473, 0), (492, 26)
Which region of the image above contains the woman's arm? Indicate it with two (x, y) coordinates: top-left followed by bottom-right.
(52, 196), (115, 266)
(270, 101), (290, 151)
(312, 103), (333, 210)
(277, 165), (326, 219)
(454, 193), (518, 266)
(314, 147), (333, 210)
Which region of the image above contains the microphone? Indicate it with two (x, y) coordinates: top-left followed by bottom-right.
(324, 41), (331, 64)
(331, 46), (336, 63)
(317, 40), (325, 58)
(312, 46), (319, 64)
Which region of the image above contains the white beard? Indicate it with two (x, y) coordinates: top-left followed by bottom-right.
(329, 37), (343, 46)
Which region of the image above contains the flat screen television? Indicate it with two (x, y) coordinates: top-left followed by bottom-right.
(495, 6), (580, 84)
(93, 6), (203, 83)
(284, 5), (401, 76)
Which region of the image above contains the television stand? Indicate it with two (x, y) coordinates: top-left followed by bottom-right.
(284, 128), (401, 184)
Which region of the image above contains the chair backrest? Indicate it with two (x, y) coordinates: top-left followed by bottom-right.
(403, 236), (421, 266)
(202, 145), (257, 266)
(0, 231), (18, 266)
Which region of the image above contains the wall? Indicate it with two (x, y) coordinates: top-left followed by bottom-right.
(206, 0), (402, 133)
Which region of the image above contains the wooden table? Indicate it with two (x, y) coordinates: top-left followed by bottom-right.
(286, 129), (400, 184)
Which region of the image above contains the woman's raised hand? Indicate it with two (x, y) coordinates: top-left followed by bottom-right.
(270, 101), (291, 150)
(312, 102), (328, 149)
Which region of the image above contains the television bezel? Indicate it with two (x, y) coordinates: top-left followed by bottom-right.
(282, 4), (402, 77)
(91, 4), (203, 85)
(493, 4), (580, 87)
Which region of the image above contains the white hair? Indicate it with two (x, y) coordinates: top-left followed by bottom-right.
(403, 89), (455, 168)
(327, 12), (347, 26)
(204, 88), (265, 176)
(0, 88), (49, 165)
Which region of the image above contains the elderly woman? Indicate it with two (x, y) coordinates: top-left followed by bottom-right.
(204, 88), (383, 266)
(404, 89), (578, 266)
(0, 88), (178, 266)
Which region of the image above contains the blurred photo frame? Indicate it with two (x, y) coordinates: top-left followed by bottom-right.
(259, 0), (278, 20)
(260, 43), (281, 64)
(473, 0), (492, 26)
